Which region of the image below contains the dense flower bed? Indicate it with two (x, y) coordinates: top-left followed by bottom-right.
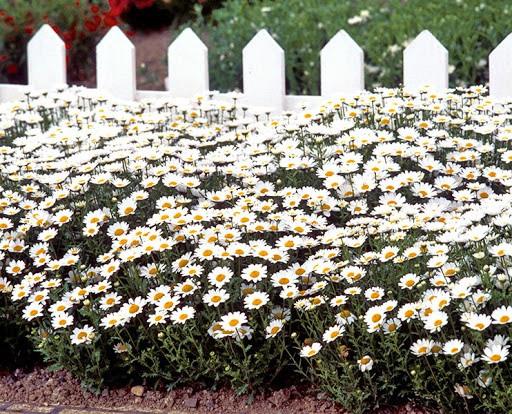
(0, 86), (511, 413)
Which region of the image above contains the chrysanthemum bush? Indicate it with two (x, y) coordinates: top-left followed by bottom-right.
(1, 85), (512, 412)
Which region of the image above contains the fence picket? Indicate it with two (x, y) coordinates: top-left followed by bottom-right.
(5, 26), (512, 106)
(403, 30), (448, 92)
(489, 33), (512, 99)
(27, 24), (66, 90)
(168, 28), (209, 98)
(96, 27), (136, 101)
(243, 29), (285, 110)
(321, 30), (364, 96)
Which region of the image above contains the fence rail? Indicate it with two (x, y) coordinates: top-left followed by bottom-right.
(1, 24), (512, 110)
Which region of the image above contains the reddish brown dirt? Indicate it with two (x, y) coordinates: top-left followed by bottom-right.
(0, 368), (431, 414)
(131, 28), (173, 91)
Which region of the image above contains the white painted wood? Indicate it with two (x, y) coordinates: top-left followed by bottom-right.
(284, 94), (325, 110)
(1, 26), (509, 105)
(0, 84), (30, 102)
(168, 28), (209, 98)
(0, 88), (372, 107)
(27, 24), (66, 90)
(136, 90), (172, 100)
(243, 29), (285, 111)
(96, 26), (136, 101)
(321, 30), (364, 96)
(489, 33), (512, 99)
(403, 30), (448, 92)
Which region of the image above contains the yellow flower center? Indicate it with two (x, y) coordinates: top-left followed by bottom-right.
(371, 314), (382, 323)
(128, 304), (140, 314)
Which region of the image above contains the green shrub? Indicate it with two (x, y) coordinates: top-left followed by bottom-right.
(2, 85), (512, 413)
(186, 0), (511, 94)
(0, 295), (37, 369)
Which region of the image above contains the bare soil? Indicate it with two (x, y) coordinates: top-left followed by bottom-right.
(0, 368), (431, 414)
(131, 29), (173, 91)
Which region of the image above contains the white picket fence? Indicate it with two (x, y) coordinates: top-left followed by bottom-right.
(2, 24), (512, 110)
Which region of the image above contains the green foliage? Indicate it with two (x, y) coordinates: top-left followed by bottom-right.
(2, 86), (512, 413)
(186, 0), (512, 94)
(0, 295), (37, 369)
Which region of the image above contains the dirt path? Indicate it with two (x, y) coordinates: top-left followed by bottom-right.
(0, 401), (180, 413)
(131, 29), (173, 91)
(0, 368), (431, 414)
(0, 368), (346, 414)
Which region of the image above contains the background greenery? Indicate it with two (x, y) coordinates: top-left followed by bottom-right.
(186, 0), (511, 95)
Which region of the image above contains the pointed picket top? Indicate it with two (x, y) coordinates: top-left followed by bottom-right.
(243, 29), (285, 110)
(489, 33), (512, 99)
(27, 24), (66, 90)
(168, 28), (209, 98)
(321, 30), (364, 97)
(403, 30), (448, 92)
(96, 26), (136, 101)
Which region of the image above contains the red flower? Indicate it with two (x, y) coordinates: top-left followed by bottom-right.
(6, 63), (18, 75)
(84, 15), (101, 32)
(0, 55), (7, 62)
(133, 0), (155, 9)
(62, 30), (76, 43)
(24, 25), (33, 35)
(108, 0), (130, 16)
(90, 4), (100, 14)
(103, 13), (118, 27)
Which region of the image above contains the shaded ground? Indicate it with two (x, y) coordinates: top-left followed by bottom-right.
(0, 368), (430, 414)
(132, 29), (173, 91)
